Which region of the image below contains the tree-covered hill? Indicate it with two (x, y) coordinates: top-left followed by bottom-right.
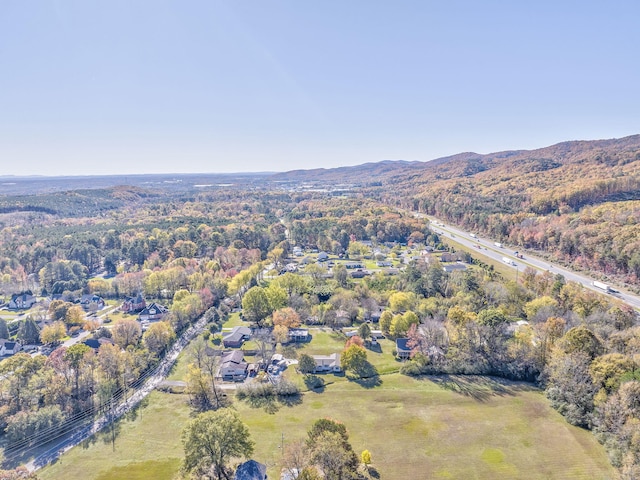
(271, 134), (640, 285)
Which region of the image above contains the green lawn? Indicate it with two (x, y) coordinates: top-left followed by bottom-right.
(38, 374), (615, 480)
(38, 392), (190, 480)
(38, 326), (616, 480)
(239, 375), (615, 480)
(222, 311), (246, 328)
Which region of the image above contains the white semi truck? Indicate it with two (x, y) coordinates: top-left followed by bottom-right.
(502, 257), (516, 266)
(592, 281), (612, 293)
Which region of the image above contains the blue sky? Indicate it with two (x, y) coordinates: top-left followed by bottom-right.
(1, 1), (639, 176)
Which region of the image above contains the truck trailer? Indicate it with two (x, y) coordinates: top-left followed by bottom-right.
(592, 281), (612, 293)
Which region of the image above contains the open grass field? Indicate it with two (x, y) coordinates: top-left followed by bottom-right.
(38, 373), (615, 480)
(38, 391), (191, 480)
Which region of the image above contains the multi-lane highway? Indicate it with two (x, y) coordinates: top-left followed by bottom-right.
(422, 215), (640, 311)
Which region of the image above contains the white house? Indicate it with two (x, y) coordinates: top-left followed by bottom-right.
(0, 339), (22, 356)
(312, 353), (341, 373)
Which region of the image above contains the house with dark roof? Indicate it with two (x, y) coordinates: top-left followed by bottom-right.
(396, 338), (411, 359)
(220, 350), (248, 381)
(122, 293), (146, 313)
(138, 302), (168, 322)
(223, 326), (252, 348)
(9, 292), (36, 310)
(0, 339), (22, 356)
(83, 337), (115, 351)
(234, 460), (267, 480)
(80, 294), (105, 311)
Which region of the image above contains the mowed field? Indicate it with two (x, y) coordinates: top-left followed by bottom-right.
(38, 372), (615, 480)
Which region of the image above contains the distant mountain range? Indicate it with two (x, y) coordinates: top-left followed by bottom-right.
(271, 134), (640, 191)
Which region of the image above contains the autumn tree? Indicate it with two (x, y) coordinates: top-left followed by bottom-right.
(40, 321), (66, 345)
(273, 307), (301, 328)
(111, 319), (142, 349)
(306, 419), (359, 480)
(142, 321), (175, 357)
(181, 409), (254, 480)
(341, 344), (368, 376)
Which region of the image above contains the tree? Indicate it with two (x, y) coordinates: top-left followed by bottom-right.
(40, 321), (66, 345)
(0, 319), (9, 339)
(379, 310), (393, 335)
(388, 291), (414, 313)
(559, 326), (603, 359)
(242, 286), (272, 326)
(65, 305), (85, 326)
(273, 324), (290, 345)
(64, 343), (92, 410)
(142, 321), (175, 356)
(361, 449), (372, 469)
(18, 318), (40, 345)
(545, 351), (598, 428)
(341, 344), (367, 375)
(265, 283), (288, 312)
(299, 354), (317, 375)
(476, 308), (508, 328)
(306, 419), (358, 480)
(357, 322), (371, 340)
(181, 409), (254, 480)
(112, 319), (142, 349)
(273, 307), (301, 328)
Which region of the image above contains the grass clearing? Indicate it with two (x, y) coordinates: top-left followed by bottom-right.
(39, 373), (615, 480)
(38, 391), (191, 480)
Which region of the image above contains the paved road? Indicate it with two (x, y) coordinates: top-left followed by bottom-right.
(26, 313), (210, 472)
(421, 214), (640, 311)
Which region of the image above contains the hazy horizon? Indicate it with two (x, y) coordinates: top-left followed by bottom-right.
(2, 1), (639, 176)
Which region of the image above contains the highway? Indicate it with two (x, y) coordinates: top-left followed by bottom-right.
(422, 214), (640, 311)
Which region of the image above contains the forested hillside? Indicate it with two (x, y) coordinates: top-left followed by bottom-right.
(274, 134), (640, 286)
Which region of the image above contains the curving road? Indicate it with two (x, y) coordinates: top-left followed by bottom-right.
(422, 214), (640, 311)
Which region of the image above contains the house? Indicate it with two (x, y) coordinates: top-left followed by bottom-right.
(0, 339), (22, 356)
(370, 330), (385, 339)
(122, 293), (146, 313)
(83, 337), (115, 351)
(223, 326), (252, 348)
(287, 328), (309, 343)
(396, 338), (411, 359)
(350, 270), (367, 278)
(9, 292), (36, 310)
(345, 262), (364, 269)
(312, 353), (341, 373)
(138, 302), (168, 322)
(317, 252), (329, 262)
(442, 262), (468, 273)
(440, 252), (458, 263)
(376, 260), (392, 267)
(234, 460), (267, 480)
(220, 350), (248, 381)
(80, 294), (105, 311)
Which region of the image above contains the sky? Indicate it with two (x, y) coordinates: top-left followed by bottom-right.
(1, 1), (639, 176)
